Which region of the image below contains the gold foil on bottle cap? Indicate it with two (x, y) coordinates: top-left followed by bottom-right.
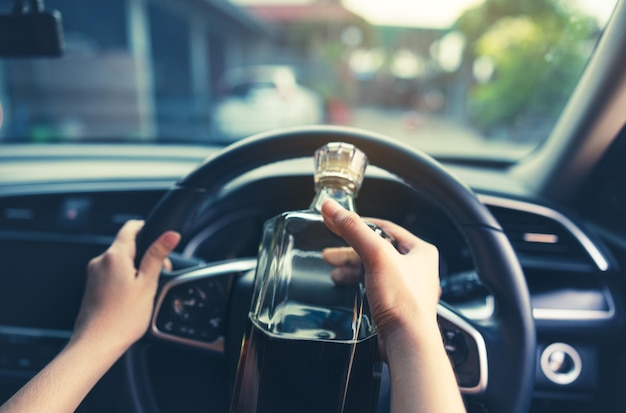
(314, 142), (368, 192)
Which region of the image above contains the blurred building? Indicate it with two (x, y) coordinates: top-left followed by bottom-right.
(1, 0), (273, 141)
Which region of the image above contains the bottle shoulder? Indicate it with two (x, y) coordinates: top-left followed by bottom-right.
(264, 208), (344, 248)
(265, 208), (323, 226)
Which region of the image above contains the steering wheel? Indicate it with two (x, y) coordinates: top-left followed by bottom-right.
(126, 126), (535, 413)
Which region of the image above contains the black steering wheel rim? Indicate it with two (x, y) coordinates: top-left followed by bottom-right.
(131, 125), (535, 413)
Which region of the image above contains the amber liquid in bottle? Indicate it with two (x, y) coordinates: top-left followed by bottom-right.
(231, 318), (380, 413)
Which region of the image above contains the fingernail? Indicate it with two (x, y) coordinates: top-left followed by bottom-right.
(161, 231), (181, 250)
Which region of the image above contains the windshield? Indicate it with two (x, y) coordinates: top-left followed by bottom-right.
(0, 0), (618, 160)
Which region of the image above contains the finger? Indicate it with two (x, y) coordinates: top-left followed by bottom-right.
(322, 246), (361, 267)
(364, 217), (422, 253)
(110, 220), (144, 256)
(330, 266), (361, 285)
(321, 200), (393, 267)
(163, 257), (173, 272)
(138, 231), (181, 279)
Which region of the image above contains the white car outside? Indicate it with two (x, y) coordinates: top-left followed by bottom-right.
(211, 66), (324, 142)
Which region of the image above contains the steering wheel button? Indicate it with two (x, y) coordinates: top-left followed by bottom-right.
(443, 329), (469, 366)
(163, 321), (174, 332)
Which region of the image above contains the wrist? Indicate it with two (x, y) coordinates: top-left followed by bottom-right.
(69, 326), (134, 361)
(384, 316), (442, 363)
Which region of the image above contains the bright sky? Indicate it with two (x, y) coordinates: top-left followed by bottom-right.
(232, 0), (618, 29)
(342, 0), (483, 28)
(342, 0), (617, 28)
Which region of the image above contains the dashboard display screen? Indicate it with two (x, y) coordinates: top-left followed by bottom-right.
(0, 239), (108, 332)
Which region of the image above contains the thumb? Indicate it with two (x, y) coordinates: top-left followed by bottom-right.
(321, 200), (388, 266)
(138, 231), (181, 279)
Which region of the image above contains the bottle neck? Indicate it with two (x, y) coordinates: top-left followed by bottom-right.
(310, 182), (357, 212)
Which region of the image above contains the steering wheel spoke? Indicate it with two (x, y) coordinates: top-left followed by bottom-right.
(437, 303), (489, 395)
(150, 258), (257, 351)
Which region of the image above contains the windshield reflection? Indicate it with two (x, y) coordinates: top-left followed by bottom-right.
(0, 0), (617, 160)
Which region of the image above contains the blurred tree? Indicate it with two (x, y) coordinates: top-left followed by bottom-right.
(454, 0), (598, 140)
(270, 8), (375, 119)
(245, 2), (375, 111)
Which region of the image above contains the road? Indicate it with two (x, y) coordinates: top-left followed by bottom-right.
(344, 107), (535, 160)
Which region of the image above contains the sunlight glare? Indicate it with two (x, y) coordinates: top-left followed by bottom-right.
(342, 0), (484, 28)
(341, 0), (617, 28)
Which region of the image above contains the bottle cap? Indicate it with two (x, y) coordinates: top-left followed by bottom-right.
(314, 142), (368, 192)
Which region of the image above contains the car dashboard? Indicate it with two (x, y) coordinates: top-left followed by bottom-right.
(0, 143), (622, 412)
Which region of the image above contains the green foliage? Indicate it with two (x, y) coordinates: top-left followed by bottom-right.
(284, 17), (375, 102)
(455, 0), (598, 133)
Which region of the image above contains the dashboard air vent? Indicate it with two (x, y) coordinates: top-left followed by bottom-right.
(486, 205), (598, 272)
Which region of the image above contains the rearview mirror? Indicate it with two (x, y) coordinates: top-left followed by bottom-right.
(0, 10), (64, 57)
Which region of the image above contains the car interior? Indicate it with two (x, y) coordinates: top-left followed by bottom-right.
(1, 0), (625, 412)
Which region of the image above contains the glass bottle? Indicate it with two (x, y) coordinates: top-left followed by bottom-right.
(229, 142), (382, 413)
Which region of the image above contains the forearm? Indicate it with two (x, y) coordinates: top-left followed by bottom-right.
(0, 223), (178, 413)
(0, 334), (127, 413)
(386, 319), (466, 413)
